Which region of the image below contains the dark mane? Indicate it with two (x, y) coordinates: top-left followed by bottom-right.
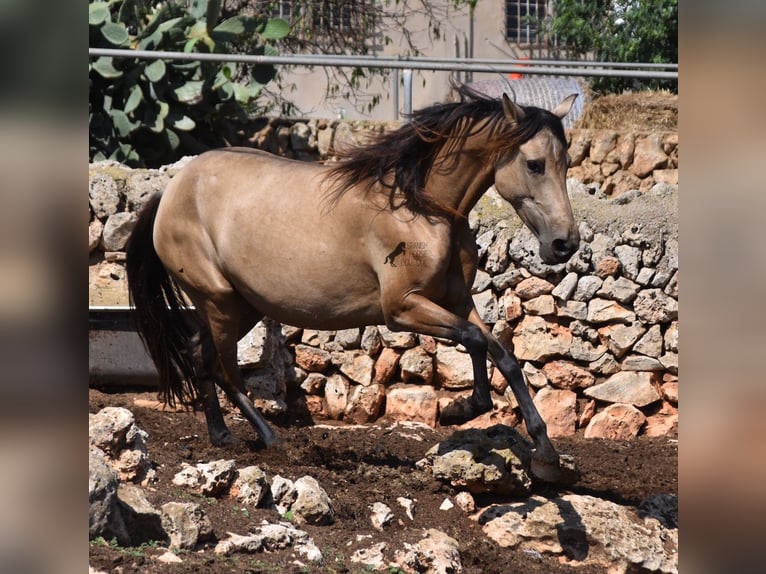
(324, 83), (566, 216)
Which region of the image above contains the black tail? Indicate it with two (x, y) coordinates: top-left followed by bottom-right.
(126, 194), (199, 406)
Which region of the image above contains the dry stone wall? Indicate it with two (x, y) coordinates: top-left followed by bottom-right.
(89, 120), (678, 439)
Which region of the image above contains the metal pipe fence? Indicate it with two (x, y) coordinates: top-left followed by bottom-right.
(89, 48), (677, 117)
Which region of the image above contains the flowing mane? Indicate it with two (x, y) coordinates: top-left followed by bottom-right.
(324, 83), (567, 216)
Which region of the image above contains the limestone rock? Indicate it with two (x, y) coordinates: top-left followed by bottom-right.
(596, 275), (640, 303)
(598, 322), (646, 358)
(322, 374), (350, 419)
(385, 384), (438, 427)
(587, 298), (636, 324)
(512, 316), (572, 362)
(116, 484), (165, 545)
(339, 351), (375, 386)
(634, 324), (664, 357)
(172, 459), (237, 496)
(373, 347), (400, 385)
(394, 529), (463, 574)
(434, 345), (474, 390)
(424, 425), (532, 496)
(370, 502), (394, 531)
(378, 325), (418, 349)
(585, 371), (661, 407)
(479, 494), (677, 573)
(631, 133), (669, 177)
(515, 276), (554, 300)
(291, 476), (335, 526)
(400, 346), (434, 384)
(541, 361), (595, 390)
(584, 403), (646, 439)
(344, 383), (385, 424)
(160, 502), (214, 550)
(89, 218), (104, 253)
(214, 522), (322, 562)
(551, 272), (578, 301)
(522, 294), (555, 316)
(532, 387), (577, 437)
(89, 446), (128, 544)
(634, 289), (678, 323)
(89, 407), (153, 484)
(89, 170), (122, 219)
(100, 212), (137, 252)
(294, 344), (331, 372)
(573, 275), (603, 302)
(231, 466), (269, 507)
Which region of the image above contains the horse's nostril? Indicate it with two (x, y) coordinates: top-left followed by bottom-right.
(552, 238), (572, 257)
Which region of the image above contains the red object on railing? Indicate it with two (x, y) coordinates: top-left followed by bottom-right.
(509, 56), (529, 80)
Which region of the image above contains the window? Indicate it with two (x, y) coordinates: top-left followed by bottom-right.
(259, 1), (374, 39)
(505, 0), (548, 45)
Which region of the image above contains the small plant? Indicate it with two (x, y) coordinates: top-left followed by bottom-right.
(282, 509), (295, 522)
(89, 0), (289, 166)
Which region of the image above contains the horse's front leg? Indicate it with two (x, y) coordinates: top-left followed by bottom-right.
(466, 309), (576, 483)
(382, 293), (494, 422)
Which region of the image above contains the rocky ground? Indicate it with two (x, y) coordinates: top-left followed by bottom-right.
(89, 388), (677, 574)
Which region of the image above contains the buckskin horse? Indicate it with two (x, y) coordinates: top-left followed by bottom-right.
(126, 85), (579, 481)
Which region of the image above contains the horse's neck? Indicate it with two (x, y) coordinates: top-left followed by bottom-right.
(426, 143), (495, 218)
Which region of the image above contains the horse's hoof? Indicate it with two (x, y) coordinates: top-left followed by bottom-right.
(439, 397), (481, 426)
(260, 430), (281, 449)
(530, 452), (580, 485)
(211, 432), (242, 447)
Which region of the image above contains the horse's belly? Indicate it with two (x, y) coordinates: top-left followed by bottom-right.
(227, 252), (385, 330)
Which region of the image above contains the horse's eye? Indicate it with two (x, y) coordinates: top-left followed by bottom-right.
(527, 159), (545, 175)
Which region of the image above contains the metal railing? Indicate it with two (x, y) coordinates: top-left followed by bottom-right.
(89, 48), (678, 117)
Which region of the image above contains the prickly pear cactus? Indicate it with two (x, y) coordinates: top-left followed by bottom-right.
(89, 0), (289, 166)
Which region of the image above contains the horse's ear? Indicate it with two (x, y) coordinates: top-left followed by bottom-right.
(502, 93), (526, 123)
(553, 94), (578, 119)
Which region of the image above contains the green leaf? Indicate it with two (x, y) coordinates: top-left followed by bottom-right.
(101, 22), (130, 46)
(173, 81), (204, 104)
(211, 67), (232, 91)
(88, 2), (110, 26)
(189, 0), (209, 20)
(260, 18), (290, 40)
(232, 81), (263, 104)
(124, 85), (143, 115)
(168, 113), (196, 131)
(112, 110), (133, 138)
(211, 16), (251, 43)
(157, 101), (170, 120)
(91, 57), (123, 79)
(188, 20), (208, 39)
(157, 17), (185, 34)
(166, 129), (181, 150)
(144, 59), (166, 83)
(139, 29), (162, 50)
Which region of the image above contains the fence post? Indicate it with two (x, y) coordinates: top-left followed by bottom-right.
(393, 68), (400, 120)
(403, 68), (412, 120)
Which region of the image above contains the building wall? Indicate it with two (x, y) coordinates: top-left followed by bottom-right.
(273, 0), (544, 121)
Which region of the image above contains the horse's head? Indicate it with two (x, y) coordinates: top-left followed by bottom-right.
(493, 94), (580, 264)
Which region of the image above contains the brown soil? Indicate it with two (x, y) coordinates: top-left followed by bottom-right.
(575, 91), (678, 131)
(89, 388), (677, 574)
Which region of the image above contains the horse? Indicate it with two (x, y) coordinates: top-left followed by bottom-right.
(126, 84), (580, 482)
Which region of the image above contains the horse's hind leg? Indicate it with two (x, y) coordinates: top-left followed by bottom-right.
(196, 294), (279, 448)
(189, 329), (238, 446)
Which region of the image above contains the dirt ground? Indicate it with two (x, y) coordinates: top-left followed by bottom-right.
(89, 388), (677, 574)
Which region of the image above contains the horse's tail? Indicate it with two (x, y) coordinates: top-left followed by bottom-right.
(126, 193), (199, 407)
